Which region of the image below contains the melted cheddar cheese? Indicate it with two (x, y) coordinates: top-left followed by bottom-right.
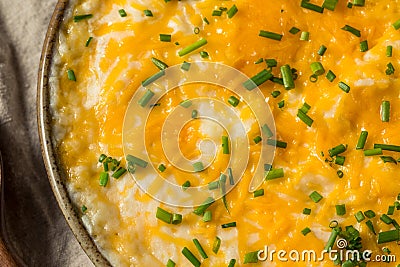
(51, 0), (400, 266)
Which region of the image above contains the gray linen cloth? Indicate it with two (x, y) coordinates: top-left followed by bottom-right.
(0, 0), (93, 266)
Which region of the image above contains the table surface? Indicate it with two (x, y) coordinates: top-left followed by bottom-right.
(0, 0), (93, 266)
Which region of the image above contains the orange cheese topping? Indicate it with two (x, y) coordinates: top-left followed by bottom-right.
(53, 0), (400, 266)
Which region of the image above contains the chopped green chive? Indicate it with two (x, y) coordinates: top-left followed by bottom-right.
(143, 9), (153, 17)
(337, 170), (344, 178)
(221, 136), (230, 154)
(301, 227), (312, 236)
(347, 2), (353, 8)
(309, 191), (323, 203)
(208, 180), (219, 190)
(178, 38), (208, 57)
(281, 64), (295, 89)
(118, 9), (127, 17)
(381, 214), (393, 224)
(221, 222), (236, 228)
(193, 197), (215, 215)
(182, 247), (201, 267)
(142, 70), (165, 86)
(381, 101), (390, 122)
(193, 239), (208, 259)
(324, 227), (340, 251)
(212, 236), (221, 254)
(303, 208), (311, 215)
(243, 251), (259, 264)
(328, 144), (347, 157)
(172, 213), (182, 225)
(182, 180), (191, 190)
(194, 27), (200, 34)
(228, 95), (240, 107)
(289, 26), (300, 34)
(297, 110), (313, 127)
(99, 172), (109, 187)
(191, 110), (198, 119)
(203, 210), (212, 222)
(156, 207), (172, 224)
(259, 30), (283, 41)
(267, 139), (287, 148)
(386, 62), (395, 75)
(151, 57), (168, 70)
(126, 154), (148, 168)
(310, 62), (325, 76)
(326, 70), (336, 82)
(365, 220), (376, 235)
(212, 10), (223, 16)
(374, 144), (400, 152)
(261, 124), (273, 138)
(200, 51), (209, 58)
(322, 0), (338, 11)
(180, 99), (192, 108)
(98, 154), (107, 163)
(112, 167), (127, 179)
(181, 61), (191, 71)
(254, 58), (264, 64)
(364, 148), (383, 156)
(253, 189), (264, 198)
(387, 45), (393, 57)
(228, 259), (236, 267)
(378, 229), (400, 244)
(300, 31), (309, 41)
(266, 58), (278, 68)
(227, 4), (238, 18)
(158, 164), (166, 172)
(388, 206), (395, 215)
(265, 168), (284, 180)
(67, 69), (76, 81)
(278, 100), (285, 108)
(203, 17), (210, 25)
(166, 259), (176, 267)
(85, 36), (93, 47)
(318, 45), (327, 56)
(254, 136), (262, 144)
(341, 25), (361, 37)
(355, 211), (366, 222)
(159, 34), (172, 42)
(393, 19), (400, 30)
(300, 1), (324, 13)
(73, 14), (93, 22)
(356, 131), (368, 150)
(243, 69), (273, 90)
(380, 156), (398, 164)
(335, 156), (346, 166)
(364, 210), (376, 218)
(81, 205), (87, 213)
(338, 81), (350, 93)
(353, 0), (365, 6)
(193, 162), (204, 172)
(336, 204), (346, 216)
(360, 40), (369, 52)
(228, 167), (234, 185)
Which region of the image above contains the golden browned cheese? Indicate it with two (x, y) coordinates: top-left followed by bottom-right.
(52, 0), (400, 266)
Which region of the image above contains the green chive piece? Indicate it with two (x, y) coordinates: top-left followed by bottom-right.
(181, 61), (191, 71)
(158, 164), (166, 172)
(300, 1), (324, 13)
(364, 148), (383, 156)
(365, 220), (376, 235)
(301, 227), (312, 236)
(336, 204), (346, 216)
(203, 17), (210, 25)
(254, 58), (264, 64)
(303, 208), (311, 215)
(151, 57), (168, 70)
(267, 139), (287, 148)
(271, 91), (281, 99)
(193, 162), (204, 172)
(193, 239), (208, 259)
(381, 101), (390, 122)
(212, 236), (221, 254)
(374, 144), (400, 152)
(143, 9), (153, 17)
(222, 136), (230, 154)
(381, 214), (393, 224)
(386, 62), (395, 75)
(261, 124), (273, 138)
(300, 31), (309, 41)
(265, 168), (284, 180)
(378, 229), (400, 244)
(160, 34), (172, 42)
(228, 259), (236, 267)
(281, 64), (295, 89)
(265, 58), (278, 68)
(98, 154), (107, 163)
(142, 70), (165, 86)
(182, 247), (201, 267)
(194, 27), (200, 34)
(264, 164), (272, 171)
(203, 210), (212, 222)
(208, 180), (219, 190)
(326, 70), (336, 82)
(191, 110), (198, 119)
(180, 99), (192, 108)
(228, 96), (240, 107)
(364, 210), (376, 218)
(212, 10), (222, 16)
(355, 211), (365, 222)
(318, 45), (327, 56)
(299, 102), (311, 114)
(278, 100), (285, 108)
(178, 38), (208, 57)
(67, 69), (76, 81)
(85, 37), (93, 47)
(166, 259), (176, 267)
(338, 81), (350, 93)
(254, 136), (262, 144)
(221, 222), (236, 228)
(182, 180), (191, 190)
(243, 251), (259, 264)
(99, 172), (109, 187)
(360, 40), (369, 52)
(335, 156), (346, 166)
(324, 227), (341, 251)
(112, 167), (127, 179)
(227, 4), (238, 18)
(259, 30), (283, 41)
(347, 2), (353, 8)
(81, 205), (87, 213)
(73, 14), (93, 22)
(387, 45), (393, 57)
(328, 144), (347, 157)
(254, 189), (264, 198)
(341, 25), (361, 37)
(289, 26), (301, 35)
(228, 167), (234, 185)
(393, 19), (400, 30)
(309, 191), (323, 203)
(243, 69), (273, 90)
(193, 197), (215, 215)
(200, 51), (209, 58)
(156, 207), (172, 224)
(388, 206), (395, 215)
(126, 155), (148, 168)
(353, 0), (365, 6)
(297, 110), (314, 127)
(118, 9), (127, 17)
(337, 170), (344, 178)
(322, 0), (338, 11)
(172, 213), (182, 225)
(380, 156), (398, 164)
(356, 131), (368, 150)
